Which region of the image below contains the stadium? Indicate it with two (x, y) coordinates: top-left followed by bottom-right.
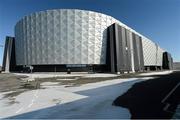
(2, 9), (173, 73)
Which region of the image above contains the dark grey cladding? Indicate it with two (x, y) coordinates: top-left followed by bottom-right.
(163, 52), (173, 70)
(2, 36), (16, 72)
(108, 23), (144, 73)
(133, 33), (144, 71)
(125, 29), (132, 71)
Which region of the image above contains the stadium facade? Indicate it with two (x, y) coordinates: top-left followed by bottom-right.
(2, 9), (173, 73)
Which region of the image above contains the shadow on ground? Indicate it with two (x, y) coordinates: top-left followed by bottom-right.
(113, 71), (180, 119)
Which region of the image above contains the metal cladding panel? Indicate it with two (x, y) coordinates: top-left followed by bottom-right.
(142, 37), (157, 66)
(25, 16), (29, 65)
(40, 11), (47, 64)
(47, 10), (55, 64)
(30, 14), (36, 64)
(156, 46), (164, 66)
(82, 11), (88, 64)
(121, 27), (132, 71)
(168, 53), (173, 70)
(2, 37), (16, 72)
(15, 24), (19, 65)
(135, 35), (144, 70)
(109, 25), (116, 73)
(108, 23), (132, 72)
(132, 33), (144, 71)
(2, 38), (12, 71)
(20, 20), (25, 65)
(132, 33), (139, 71)
(129, 31), (135, 72)
(125, 29), (132, 71)
(163, 52), (173, 70)
(116, 24), (124, 71)
(120, 27), (127, 70)
(15, 9), (116, 65)
(139, 37), (144, 70)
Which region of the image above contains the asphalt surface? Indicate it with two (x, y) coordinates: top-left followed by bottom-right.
(113, 71), (180, 119)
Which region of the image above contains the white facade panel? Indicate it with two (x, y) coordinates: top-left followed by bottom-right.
(142, 37), (157, 66)
(156, 46), (164, 66)
(15, 9), (117, 65)
(142, 37), (164, 67)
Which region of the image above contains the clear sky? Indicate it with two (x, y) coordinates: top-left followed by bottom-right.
(0, 0), (180, 65)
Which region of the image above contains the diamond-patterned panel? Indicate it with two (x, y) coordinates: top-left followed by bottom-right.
(156, 46), (164, 66)
(53, 10), (61, 64)
(30, 14), (35, 65)
(142, 37), (157, 66)
(47, 10), (55, 64)
(40, 11), (48, 64)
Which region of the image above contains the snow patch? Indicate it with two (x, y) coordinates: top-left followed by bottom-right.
(82, 73), (119, 78)
(13, 73), (83, 79)
(41, 82), (59, 86)
(13, 73), (119, 79)
(56, 78), (78, 81)
(139, 71), (173, 76)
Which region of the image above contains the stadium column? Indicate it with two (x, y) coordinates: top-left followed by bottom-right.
(163, 52), (173, 70)
(108, 23), (132, 74)
(132, 33), (144, 72)
(2, 36), (16, 72)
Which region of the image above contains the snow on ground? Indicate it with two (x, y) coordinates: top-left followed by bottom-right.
(139, 70), (173, 76)
(0, 76), (153, 119)
(0, 89), (87, 118)
(41, 82), (59, 86)
(13, 72), (83, 78)
(13, 72), (119, 79)
(82, 73), (119, 78)
(56, 78), (79, 81)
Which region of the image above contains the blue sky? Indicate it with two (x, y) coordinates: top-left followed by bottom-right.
(0, 0), (180, 65)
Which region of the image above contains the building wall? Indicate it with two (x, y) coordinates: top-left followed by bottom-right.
(14, 9), (167, 72)
(142, 38), (157, 66)
(156, 46), (164, 66)
(108, 23), (133, 73)
(162, 52), (173, 70)
(2, 37), (16, 72)
(132, 33), (144, 71)
(142, 37), (164, 67)
(15, 9), (119, 65)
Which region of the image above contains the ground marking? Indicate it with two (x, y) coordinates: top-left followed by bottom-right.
(15, 89), (39, 114)
(162, 82), (180, 103)
(15, 107), (24, 113)
(162, 82), (180, 112)
(27, 90), (39, 108)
